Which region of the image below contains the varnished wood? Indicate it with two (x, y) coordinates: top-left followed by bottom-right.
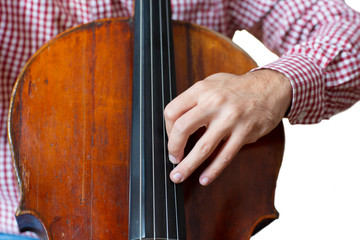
(9, 19), (284, 239)
(174, 22), (284, 239)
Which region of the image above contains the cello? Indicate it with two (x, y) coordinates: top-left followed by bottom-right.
(8, 0), (284, 239)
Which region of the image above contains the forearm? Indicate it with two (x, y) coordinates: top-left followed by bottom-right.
(248, 0), (360, 124)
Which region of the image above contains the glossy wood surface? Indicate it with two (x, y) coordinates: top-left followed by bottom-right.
(9, 19), (284, 239)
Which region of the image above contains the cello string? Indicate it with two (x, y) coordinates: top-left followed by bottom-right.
(165, 0), (180, 239)
(139, 0), (143, 238)
(149, 0), (157, 239)
(158, 0), (170, 239)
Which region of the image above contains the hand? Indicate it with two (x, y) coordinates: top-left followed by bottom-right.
(164, 69), (292, 186)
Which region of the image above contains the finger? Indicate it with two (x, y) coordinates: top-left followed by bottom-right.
(167, 106), (210, 163)
(164, 81), (204, 136)
(198, 130), (245, 186)
(169, 122), (228, 183)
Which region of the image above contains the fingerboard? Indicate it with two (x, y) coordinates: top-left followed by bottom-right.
(129, 0), (186, 239)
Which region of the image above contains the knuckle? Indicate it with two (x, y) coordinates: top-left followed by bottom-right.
(236, 129), (248, 142)
(167, 142), (176, 154)
(206, 154), (234, 180)
(173, 117), (187, 134)
(167, 141), (184, 158)
(208, 72), (223, 79)
(199, 141), (211, 156)
(243, 121), (268, 144)
(240, 127), (256, 144)
(207, 92), (226, 106)
(245, 126), (261, 143)
(186, 165), (196, 175)
(264, 112), (279, 128)
(221, 154), (233, 165)
(164, 105), (176, 121)
(193, 80), (207, 92)
(223, 104), (242, 122)
(178, 163), (193, 178)
(247, 137), (257, 144)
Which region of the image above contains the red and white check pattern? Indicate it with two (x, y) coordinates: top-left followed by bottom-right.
(0, 0), (359, 236)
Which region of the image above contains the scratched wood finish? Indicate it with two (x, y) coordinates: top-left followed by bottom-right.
(9, 19), (284, 239)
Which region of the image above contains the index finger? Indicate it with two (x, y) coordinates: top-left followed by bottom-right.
(164, 82), (201, 136)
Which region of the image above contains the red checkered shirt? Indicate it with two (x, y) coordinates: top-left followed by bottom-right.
(1, 0), (359, 237)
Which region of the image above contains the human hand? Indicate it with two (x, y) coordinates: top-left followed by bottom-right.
(164, 69), (292, 186)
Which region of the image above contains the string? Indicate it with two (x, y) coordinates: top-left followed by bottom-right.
(165, 0), (181, 239)
(139, 1), (180, 239)
(139, 0), (143, 238)
(139, 1), (144, 236)
(149, 1), (157, 239)
(166, 0), (180, 239)
(159, 0), (171, 239)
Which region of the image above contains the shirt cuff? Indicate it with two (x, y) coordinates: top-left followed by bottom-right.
(259, 53), (325, 124)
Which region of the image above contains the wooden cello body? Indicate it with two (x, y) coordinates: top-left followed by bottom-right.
(8, 14), (284, 240)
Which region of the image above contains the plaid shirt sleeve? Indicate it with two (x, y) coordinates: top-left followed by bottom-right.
(230, 0), (360, 124)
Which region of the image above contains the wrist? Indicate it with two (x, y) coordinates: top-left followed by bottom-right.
(250, 69), (293, 119)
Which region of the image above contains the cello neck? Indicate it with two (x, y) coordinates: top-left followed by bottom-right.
(129, 0), (186, 239)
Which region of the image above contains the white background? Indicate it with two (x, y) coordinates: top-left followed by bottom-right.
(232, 1), (360, 239)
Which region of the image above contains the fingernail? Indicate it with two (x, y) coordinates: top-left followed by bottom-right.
(200, 177), (209, 186)
(172, 172), (183, 182)
(169, 154), (178, 164)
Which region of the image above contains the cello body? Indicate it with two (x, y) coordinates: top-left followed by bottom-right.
(8, 18), (284, 239)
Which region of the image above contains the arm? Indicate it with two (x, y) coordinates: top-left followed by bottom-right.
(165, 0), (360, 185)
(240, 0), (360, 124)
